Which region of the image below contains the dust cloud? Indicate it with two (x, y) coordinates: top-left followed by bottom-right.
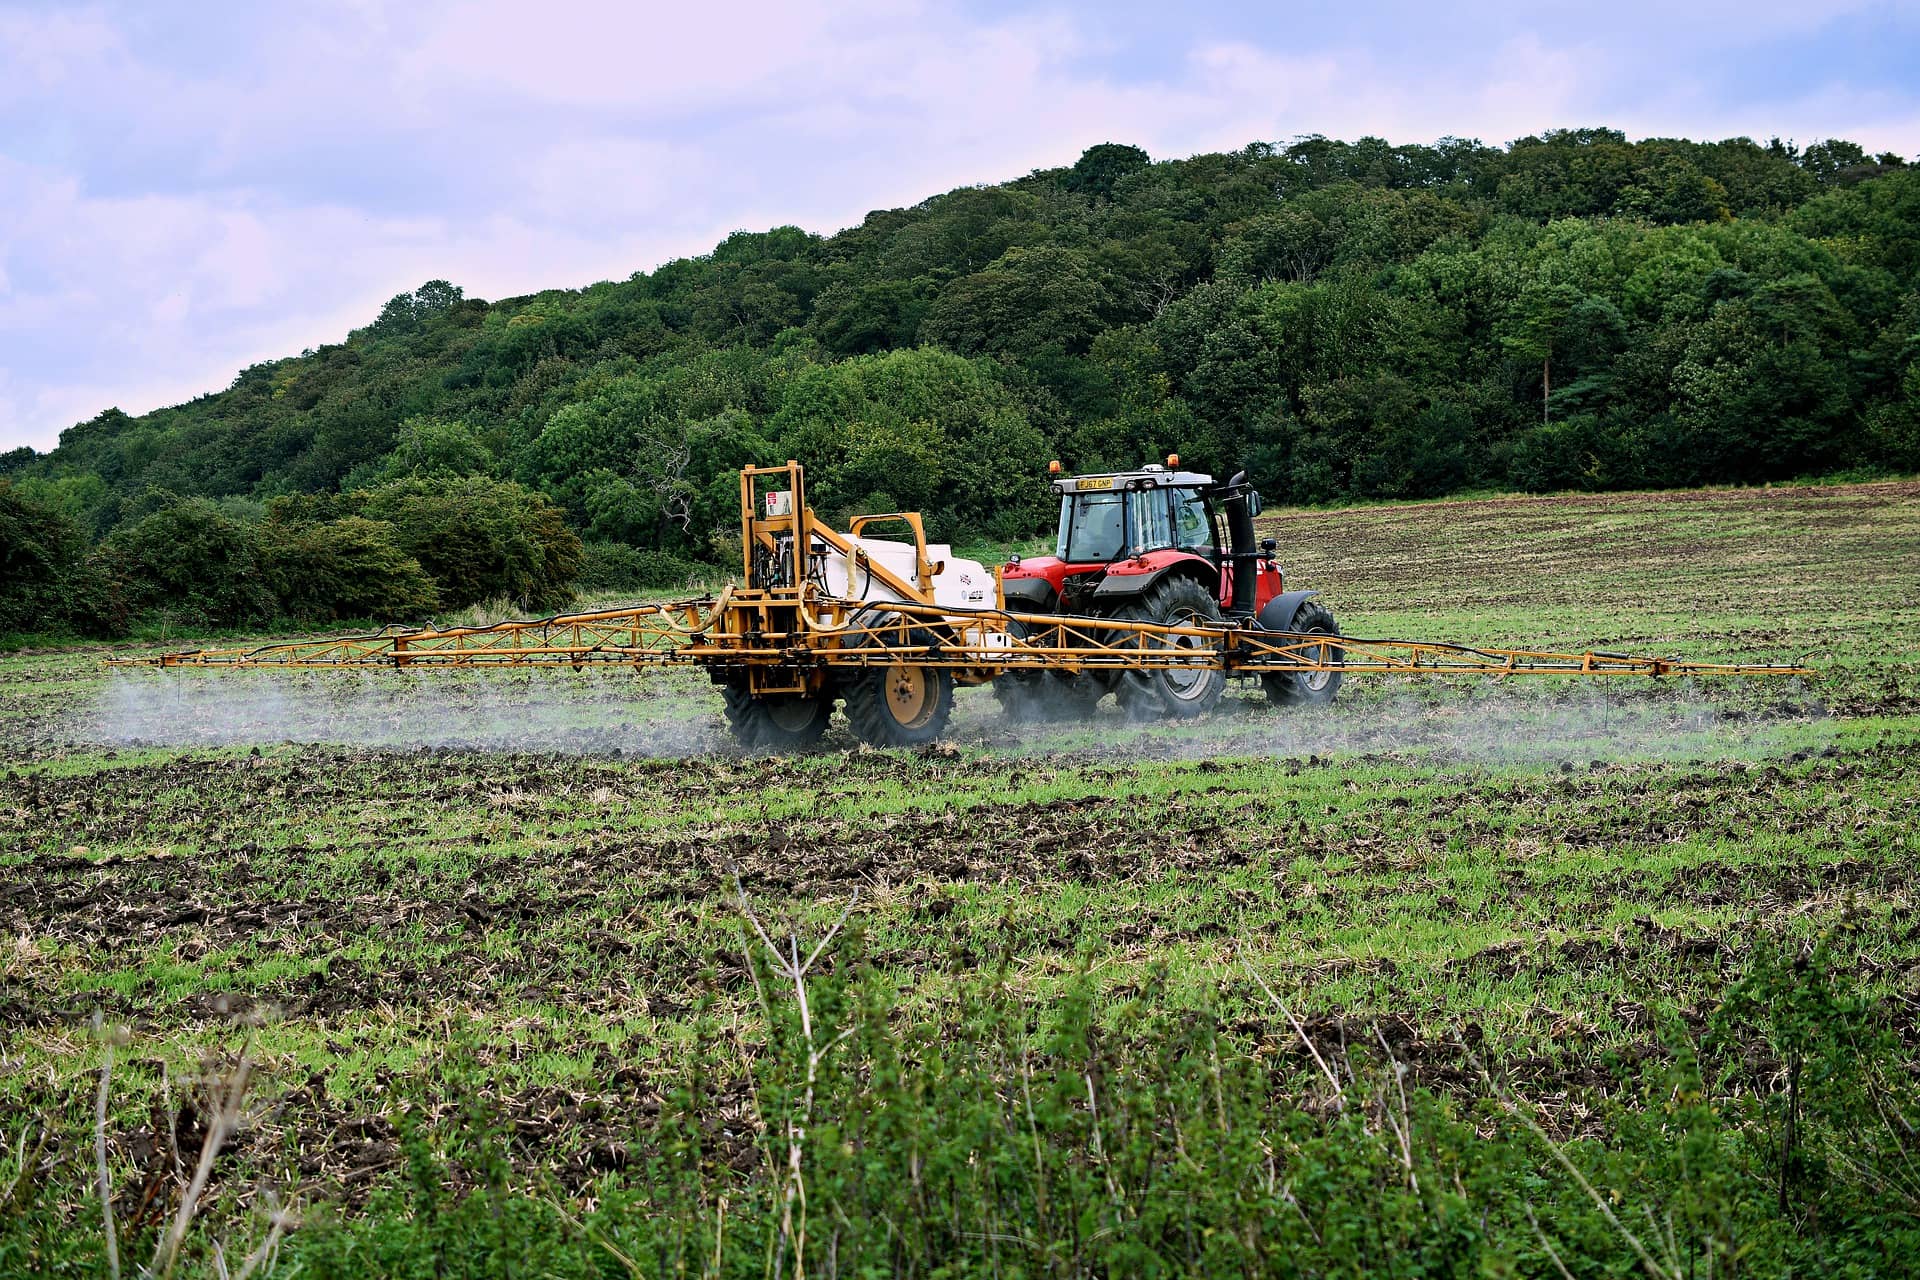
(78, 668), (1828, 769)
(947, 679), (1830, 767)
(83, 668), (729, 756)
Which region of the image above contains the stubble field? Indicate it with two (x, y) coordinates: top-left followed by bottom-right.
(4, 479), (1919, 1277)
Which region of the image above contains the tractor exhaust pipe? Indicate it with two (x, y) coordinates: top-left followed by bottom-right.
(1222, 469), (1259, 617)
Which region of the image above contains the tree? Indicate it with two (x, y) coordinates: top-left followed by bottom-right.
(357, 476), (583, 610)
(924, 246), (1112, 358)
(373, 416), (496, 481)
(1497, 283), (1586, 423)
(104, 495), (275, 626)
(771, 348), (1051, 531)
(1064, 143), (1151, 200)
(0, 480), (122, 636)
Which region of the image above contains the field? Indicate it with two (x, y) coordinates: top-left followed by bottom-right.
(5, 480), (1920, 1276)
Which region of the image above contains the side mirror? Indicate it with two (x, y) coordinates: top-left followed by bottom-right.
(1247, 492), (1264, 517)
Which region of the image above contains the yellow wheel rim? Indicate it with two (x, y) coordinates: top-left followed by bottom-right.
(886, 665), (937, 729)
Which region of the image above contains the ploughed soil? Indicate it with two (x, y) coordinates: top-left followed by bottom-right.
(7, 724), (1918, 1203)
(6, 479), (1918, 1209)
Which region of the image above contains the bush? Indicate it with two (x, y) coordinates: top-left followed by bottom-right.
(258, 516), (441, 623)
(0, 479), (123, 637)
(357, 476), (583, 611)
(102, 494), (273, 627)
(576, 541), (707, 593)
(360, 416), (497, 485)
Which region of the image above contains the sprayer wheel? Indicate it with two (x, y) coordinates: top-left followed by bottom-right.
(843, 622), (954, 748)
(721, 684), (834, 750)
(1114, 576), (1227, 719)
(1261, 602), (1344, 707)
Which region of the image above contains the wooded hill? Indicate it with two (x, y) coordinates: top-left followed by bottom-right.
(3, 129), (1917, 635)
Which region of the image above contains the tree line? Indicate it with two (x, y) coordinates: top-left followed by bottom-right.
(3, 128), (1916, 637)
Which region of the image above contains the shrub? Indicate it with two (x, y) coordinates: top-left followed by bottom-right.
(0, 479), (124, 637)
(576, 541), (707, 593)
(356, 476), (583, 611)
(257, 516), (441, 622)
(101, 494), (273, 627)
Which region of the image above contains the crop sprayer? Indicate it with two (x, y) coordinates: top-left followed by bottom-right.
(111, 459), (1811, 748)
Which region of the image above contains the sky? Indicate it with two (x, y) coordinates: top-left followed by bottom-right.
(2, 0), (1917, 453)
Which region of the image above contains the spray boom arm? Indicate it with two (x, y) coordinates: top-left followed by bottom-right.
(111, 593), (1808, 680)
(108, 461), (1812, 695)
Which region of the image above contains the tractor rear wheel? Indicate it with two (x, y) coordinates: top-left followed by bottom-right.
(722, 685), (834, 750)
(1261, 601), (1343, 707)
(843, 622), (955, 747)
(1115, 576), (1226, 719)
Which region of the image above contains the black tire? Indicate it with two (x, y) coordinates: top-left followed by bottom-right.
(996, 671), (1106, 721)
(993, 619), (1105, 721)
(722, 684), (834, 750)
(1113, 576), (1226, 719)
(1261, 601), (1343, 707)
(993, 617), (1047, 722)
(843, 622), (954, 747)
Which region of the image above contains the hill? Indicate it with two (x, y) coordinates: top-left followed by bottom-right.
(2, 128), (1918, 636)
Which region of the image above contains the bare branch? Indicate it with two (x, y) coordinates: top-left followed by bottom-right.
(1471, 1048), (1674, 1280)
(1373, 1024), (1418, 1195)
(1240, 956), (1344, 1101)
(93, 1023), (120, 1280)
(802, 891), (860, 976)
(1524, 1202), (1578, 1280)
(151, 1041), (255, 1280)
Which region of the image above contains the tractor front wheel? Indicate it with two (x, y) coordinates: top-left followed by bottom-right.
(1261, 602), (1343, 707)
(1115, 576), (1227, 719)
(722, 685), (834, 750)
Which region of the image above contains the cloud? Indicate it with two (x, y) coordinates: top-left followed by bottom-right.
(1, 0), (1916, 452)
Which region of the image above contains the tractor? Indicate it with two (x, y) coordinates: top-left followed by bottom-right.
(112, 458), (1809, 752)
(997, 457), (1341, 720)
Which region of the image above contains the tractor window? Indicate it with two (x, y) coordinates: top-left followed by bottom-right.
(1131, 489), (1174, 553)
(1172, 489), (1212, 551)
(1057, 492), (1127, 562)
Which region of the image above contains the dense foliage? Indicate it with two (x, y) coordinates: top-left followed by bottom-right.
(0, 476), (576, 637)
(0, 481), (121, 638)
(4, 128), (1917, 634)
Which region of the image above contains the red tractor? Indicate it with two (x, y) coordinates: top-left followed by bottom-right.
(997, 459), (1342, 719)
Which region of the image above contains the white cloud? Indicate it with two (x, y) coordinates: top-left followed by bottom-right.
(1, 1), (1916, 452)
(0, 7), (124, 100)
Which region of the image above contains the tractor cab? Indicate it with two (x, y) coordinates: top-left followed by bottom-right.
(1003, 458), (1282, 620)
(1052, 464), (1222, 565)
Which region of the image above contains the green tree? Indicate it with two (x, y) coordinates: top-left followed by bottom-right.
(257, 516), (441, 621)
(358, 477), (583, 611)
(373, 416), (496, 481)
(1064, 143), (1151, 200)
(103, 495), (275, 626)
(0, 480), (122, 636)
(772, 348), (1051, 531)
(923, 247), (1112, 357)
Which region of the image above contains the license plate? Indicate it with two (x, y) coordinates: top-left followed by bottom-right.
(1074, 476), (1115, 490)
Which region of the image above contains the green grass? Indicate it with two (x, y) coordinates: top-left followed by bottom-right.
(4, 479), (1919, 1275)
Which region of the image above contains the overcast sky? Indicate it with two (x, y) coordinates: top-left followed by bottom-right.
(2, 1), (1916, 453)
